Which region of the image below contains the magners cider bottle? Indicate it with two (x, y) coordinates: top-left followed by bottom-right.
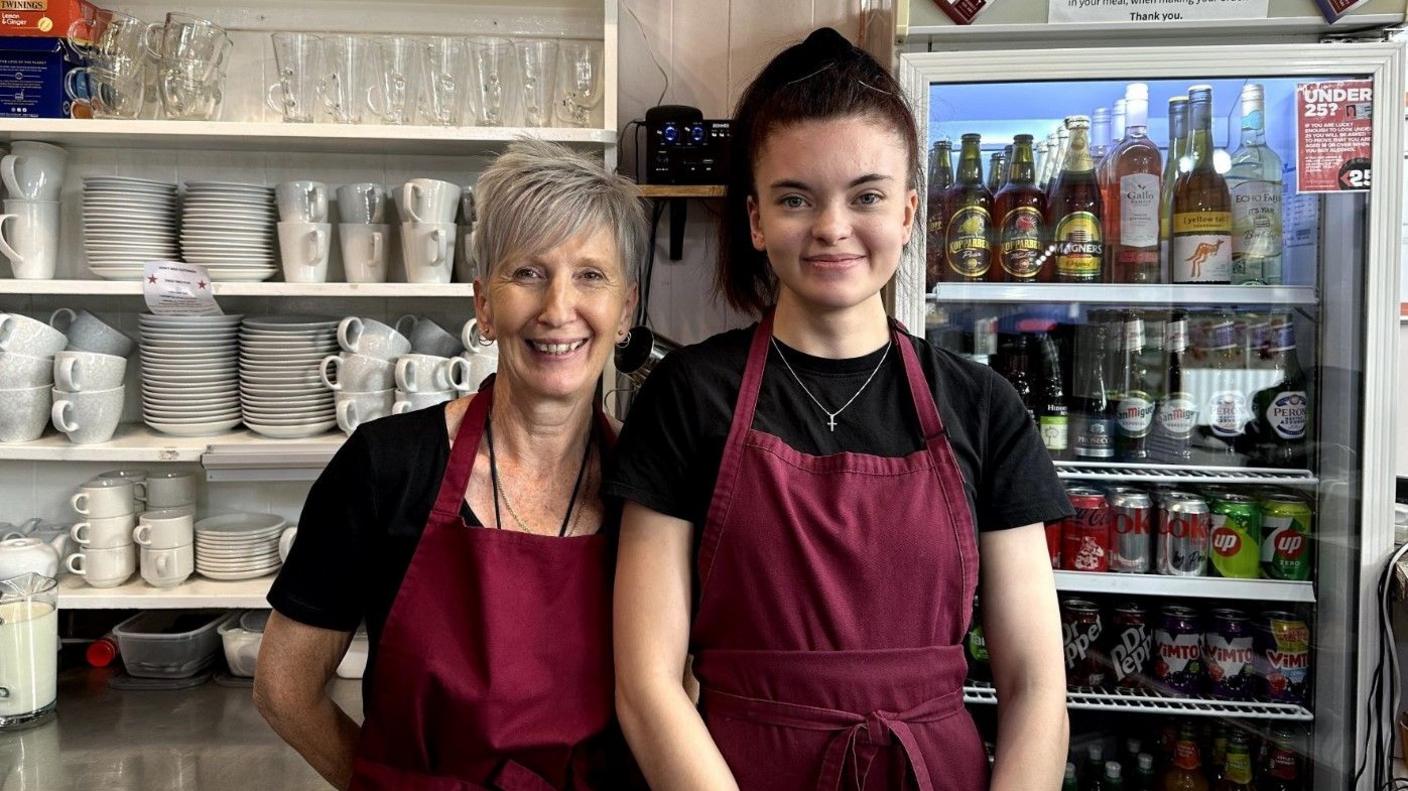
(942, 133), (993, 281)
(992, 134), (1049, 282)
(1049, 116), (1104, 282)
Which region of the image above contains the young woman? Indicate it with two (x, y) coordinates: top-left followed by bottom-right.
(609, 29), (1073, 790)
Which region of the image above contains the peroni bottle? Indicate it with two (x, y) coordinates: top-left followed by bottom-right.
(1050, 116), (1104, 282)
(1172, 85), (1232, 284)
(942, 134), (993, 281)
(992, 134), (1050, 282)
(924, 139), (954, 290)
(1251, 316), (1309, 468)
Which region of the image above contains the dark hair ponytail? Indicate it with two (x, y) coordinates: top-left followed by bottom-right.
(717, 27), (920, 316)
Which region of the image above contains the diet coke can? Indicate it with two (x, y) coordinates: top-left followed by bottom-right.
(1061, 597), (1106, 687)
(1157, 494), (1210, 576)
(1153, 605), (1203, 696)
(1062, 487), (1110, 573)
(1109, 490), (1153, 573)
(1105, 601), (1151, 688)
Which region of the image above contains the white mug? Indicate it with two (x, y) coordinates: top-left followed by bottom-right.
(71, 477), (137, 518)
(277, 221), (331, 283)
(396, 315), (462, 357)
(0, 200), (60, 280)
(392, 388), (454, 414)
(1, 141), (67, 201)
(337, 316), (411, 360)
(140, 544), (194, 588)
(0, 384), (51, 443)
(460, 318), (496, 353)
(71, 513), (138, 550)
(278, 526), (298, 562)
(400, 221), (455, 284)
(320, 352), (395, 392)
(0, 351), (54, 388)
(67, 544), (136, 587)
(338, 223), (389, 283)
(0, 313), (67, 357)
(336, 183), (388, 224)
(395, 178), (461, 223)
(395, 354), (471, 393)
(335, 388), (394, 435)
(51, 385), (125, 445)
(462, 347), (499, 392)
(133, 509), (194, 549)
(53, 350), (127, 392)
(96, 469), (148, 507)
(48, 308), (134, 357)
(145, 471), (197, 509)
(276, 180), (329, 223)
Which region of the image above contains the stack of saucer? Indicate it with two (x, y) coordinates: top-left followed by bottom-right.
(138, 314), (243, 437)
(194, 513), (286, 580)
(239, 315), (339, 438)
(83, 176), (180, 279)
(180, 182), (277, 281)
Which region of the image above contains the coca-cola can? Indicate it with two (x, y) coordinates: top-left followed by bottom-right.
(1045, 521), (1061, 569)
(1109, 490), (1153, 573)
(1204, 608), (1255, 700)
(1062, 488), (1110, 573)
(1061, 597), (1106, 687)
(1153, 605), (1203, 696)
(1105, 601), (1151, 688)
(1157, 495), (1210, 576)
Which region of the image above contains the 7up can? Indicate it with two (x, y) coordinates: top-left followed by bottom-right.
(1261, 494), (1313, 581)
(1210, 494), (1261, 579)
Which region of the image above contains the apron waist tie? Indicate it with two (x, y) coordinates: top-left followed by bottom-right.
(699, 686), (964, 791)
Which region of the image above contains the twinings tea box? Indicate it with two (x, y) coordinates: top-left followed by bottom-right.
(0, 36), (85, 117)
(0, 0), (102, 39)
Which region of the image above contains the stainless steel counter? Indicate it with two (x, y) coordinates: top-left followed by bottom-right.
(0, 668), (363, 791)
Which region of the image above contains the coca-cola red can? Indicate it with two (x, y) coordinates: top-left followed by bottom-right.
(1062, 487), (1110, 572)
(1061, 597), (1106, 687)
(1106, 601), (1151, 688)
(1045, 521), (1062, 568)
(1109, 490), (1153, 573)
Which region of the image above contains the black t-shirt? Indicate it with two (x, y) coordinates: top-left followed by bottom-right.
(603, 325), (1074, 539)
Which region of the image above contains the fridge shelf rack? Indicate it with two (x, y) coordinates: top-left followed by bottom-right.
(1054, 461), (1317, 486)
(0, 280), (475, 298)
(1052, 571), (1314, 603)
(924, 283), (1317, 306)
(963, 681), (1314, 721)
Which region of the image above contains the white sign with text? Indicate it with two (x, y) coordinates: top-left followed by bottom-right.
(142, 261), (223, 316)
(1048, 0), (1270, 25)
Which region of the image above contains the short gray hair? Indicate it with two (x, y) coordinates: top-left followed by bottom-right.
(473, 139), (645, 283)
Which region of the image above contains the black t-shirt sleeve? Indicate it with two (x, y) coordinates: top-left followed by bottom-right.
(267, 428), (377, 632)
(602, 351), (704, 524)
(975, 368), (1075, 530)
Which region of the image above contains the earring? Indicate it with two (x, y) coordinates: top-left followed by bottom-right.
(616, 329), (632, 348)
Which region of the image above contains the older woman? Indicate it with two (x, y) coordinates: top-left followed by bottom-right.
(255, 139), (644, 790)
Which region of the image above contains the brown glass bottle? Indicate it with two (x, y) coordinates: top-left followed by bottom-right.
(1049, 116), (1104, 282)
(992, 134), (1049, 282)
(924, 139), (953, 290)
(942, 133), (993, 282)
(1172, 85), (1232, 284)
(1107, 83), (1163, 283)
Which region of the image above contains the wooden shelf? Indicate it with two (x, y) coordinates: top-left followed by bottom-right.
(0, 426), (345, 463)
(57, 573), (273, 609)
(638, 185), (726, 198)
(0, 119), (615, 156)
(0, 280), (475, 298)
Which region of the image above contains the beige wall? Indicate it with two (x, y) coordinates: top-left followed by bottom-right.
(616, 0), (870, 344)
(1399, 322), (1407, 477)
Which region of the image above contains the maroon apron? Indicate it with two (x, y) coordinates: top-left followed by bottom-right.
(349, 378), (628, 791)
(691, 313), (990, 791)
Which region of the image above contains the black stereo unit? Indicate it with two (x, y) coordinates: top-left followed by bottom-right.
(644, 104), (731, 185)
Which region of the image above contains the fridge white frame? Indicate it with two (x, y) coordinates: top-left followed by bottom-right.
(897, 43), (1403, 790)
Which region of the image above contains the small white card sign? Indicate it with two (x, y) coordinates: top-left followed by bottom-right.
(142, 261), (222, 316)
(1048, 0), (1269, 25)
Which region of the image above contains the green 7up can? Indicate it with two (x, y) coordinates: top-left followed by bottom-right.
(1260, 494), (1313, 581)
(1210, 494), (1262, 578)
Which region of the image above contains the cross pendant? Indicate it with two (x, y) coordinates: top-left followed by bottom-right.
(826, 414), (837, 432)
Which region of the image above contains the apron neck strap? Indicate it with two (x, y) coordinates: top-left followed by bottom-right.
(893, 325), (946, 440)
(431, 375), (495, 518)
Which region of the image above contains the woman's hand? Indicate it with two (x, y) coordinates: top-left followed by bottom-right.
(254, 612), (361, 790)
(980, 522), (1070, 791)
(614, 502), (740, 791)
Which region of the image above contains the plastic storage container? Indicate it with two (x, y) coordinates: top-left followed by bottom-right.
(336, 629), (369, 679)
(219, 610), (267, 678)
(112, 610), (234, 679)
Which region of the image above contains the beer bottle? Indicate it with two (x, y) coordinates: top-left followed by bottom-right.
(1226, 83), (1284, 285)
(1040, 131), (1060, 192)
(1132, 753), (1158, 791)
(943, 134), (993, 281)
(1085, 744), (1107, 790)
(1115, 311), (1155, 461)
(1050, 116), (1104, 282)
(964, 595), (991, 682)
(1159, 96), (1189, 280)
(1049, 121), (1072, 196)
(1108, 83), (1164, 283)
(1250, 315), (1309, 468)
(1160, 722), (1209, 791)
(1122, 738), (1144, 779)
(1214, 732), (1254, 791)
(993, 134), (1050, 282)
(1002, 143), (1014, 189)
(1172, 85), (1232, 284)
(1073, 322), (1115, 460)
(1204, 312), (1247, 458)
(1151, 311), (1195, 462)
(1001, 334), (1035, 422)
(925, 139), (954, 290)
(1094, 761), (1125, 791)
(1062, 762), (1079, 791)
(1038, 333), (1070, 461)
(986, 149), (1007, 194)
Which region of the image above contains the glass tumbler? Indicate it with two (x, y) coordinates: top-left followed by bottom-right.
(513, 38), (558, 128)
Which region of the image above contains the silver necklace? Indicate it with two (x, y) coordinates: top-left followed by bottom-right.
(770, 336), (892, 432)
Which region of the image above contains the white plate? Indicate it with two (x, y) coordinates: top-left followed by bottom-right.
(244, 421), (337, 439)
(195, 567), (280, 581)
(195, 512), (285, 535)
(144, 418), (242, 436)
(139, 316), (244, 325)
(242, 317), (339, 329)
(195, 552), (283, 565)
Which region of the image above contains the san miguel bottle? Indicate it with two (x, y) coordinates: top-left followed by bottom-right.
(942, 133), (993, 282)
(1108, 83), (1163, 283)
(992, 134), (1049, 282)
(1049, 116), (1104, 282)
(1150, 311), (1195, 463)
(1114, 311), (1155, 461)
(1159, 96), (1189, 281)
(925, 139), (954, 290)
(1251, 315), (1309, 468)
(1172, 85), (1232, 284)
(1226, 83), (1285, 285)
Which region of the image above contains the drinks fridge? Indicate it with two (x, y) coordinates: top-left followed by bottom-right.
(898, 43), (1402, 790)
